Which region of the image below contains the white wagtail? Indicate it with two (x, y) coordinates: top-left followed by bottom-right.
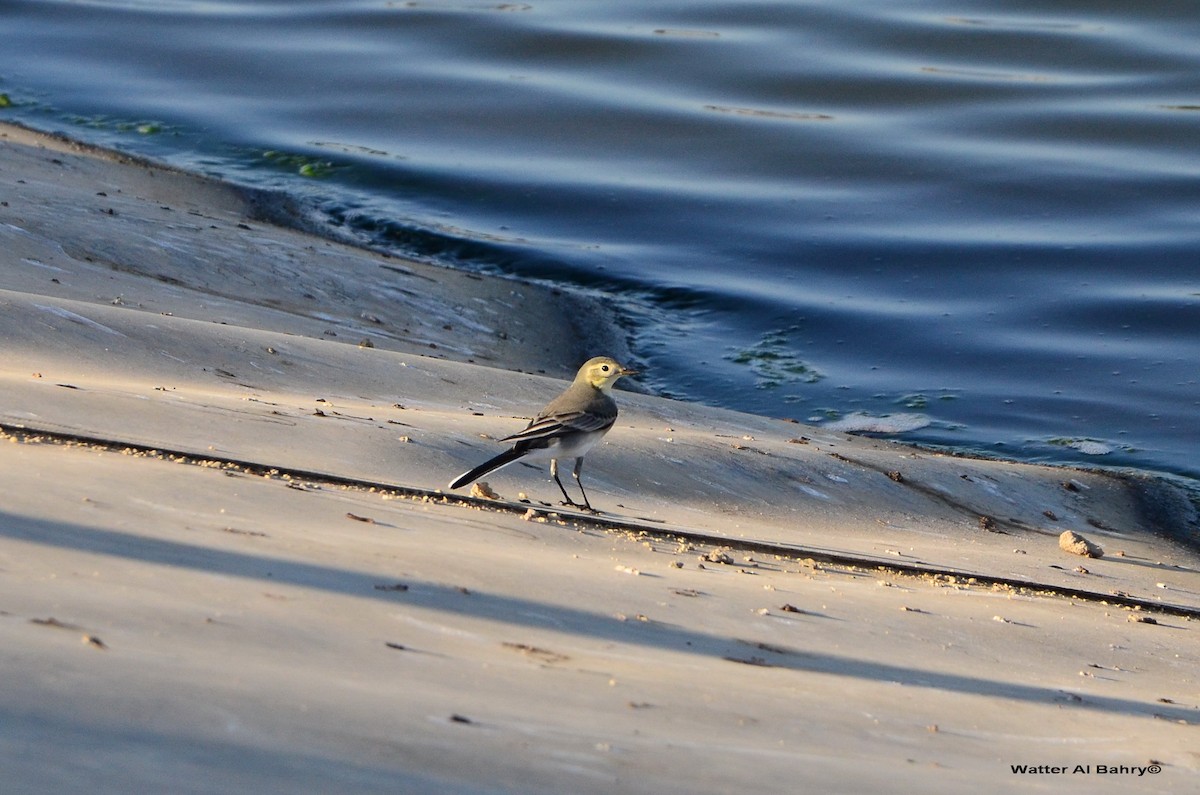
(448, 356), (637, 511)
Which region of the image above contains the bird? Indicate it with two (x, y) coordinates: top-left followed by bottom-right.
(448, 356), (637, 512)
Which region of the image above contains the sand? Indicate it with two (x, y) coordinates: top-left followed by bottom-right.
(2, 121), (1197, 793)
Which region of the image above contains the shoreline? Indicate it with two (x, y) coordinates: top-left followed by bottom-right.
(0, 120), (630, 379)
(2, 121), (1197, 792)
(10, 116), (1194, 494)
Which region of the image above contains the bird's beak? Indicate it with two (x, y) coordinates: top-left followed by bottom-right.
(619, 366), (640, 377)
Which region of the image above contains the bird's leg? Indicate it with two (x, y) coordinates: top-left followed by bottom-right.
(549, 458), (592, 513)
(572, 457), (597, 513)
(550, 458), (584, 509)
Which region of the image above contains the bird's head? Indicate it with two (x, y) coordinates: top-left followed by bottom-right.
(577, 356), (638, 392)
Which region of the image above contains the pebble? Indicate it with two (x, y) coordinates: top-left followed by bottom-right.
(1059, 530), (1103, 558)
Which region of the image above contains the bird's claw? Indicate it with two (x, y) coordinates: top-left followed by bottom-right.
(560, 500), (599, 515)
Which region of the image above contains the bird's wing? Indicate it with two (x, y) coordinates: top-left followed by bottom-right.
(500, 406), (616, 443)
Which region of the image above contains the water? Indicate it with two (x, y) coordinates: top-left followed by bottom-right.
(2, 0), (1197, 486)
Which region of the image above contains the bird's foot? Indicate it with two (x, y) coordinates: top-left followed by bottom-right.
(560, 499), (599, 515)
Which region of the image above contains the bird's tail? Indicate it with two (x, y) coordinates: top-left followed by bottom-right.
(448, 447), (526, 490)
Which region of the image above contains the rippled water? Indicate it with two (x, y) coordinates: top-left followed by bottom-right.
(2, 0), (1197, 484)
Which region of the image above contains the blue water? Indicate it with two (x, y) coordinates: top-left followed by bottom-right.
(2, 0), (1198, 485)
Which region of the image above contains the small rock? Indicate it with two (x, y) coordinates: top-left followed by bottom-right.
(470, 482), (500, 500)
(1059, 530), (1103, 558)
(702, 549), (734, 565)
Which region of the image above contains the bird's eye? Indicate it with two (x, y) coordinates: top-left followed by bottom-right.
(601, 364), (611, 372)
